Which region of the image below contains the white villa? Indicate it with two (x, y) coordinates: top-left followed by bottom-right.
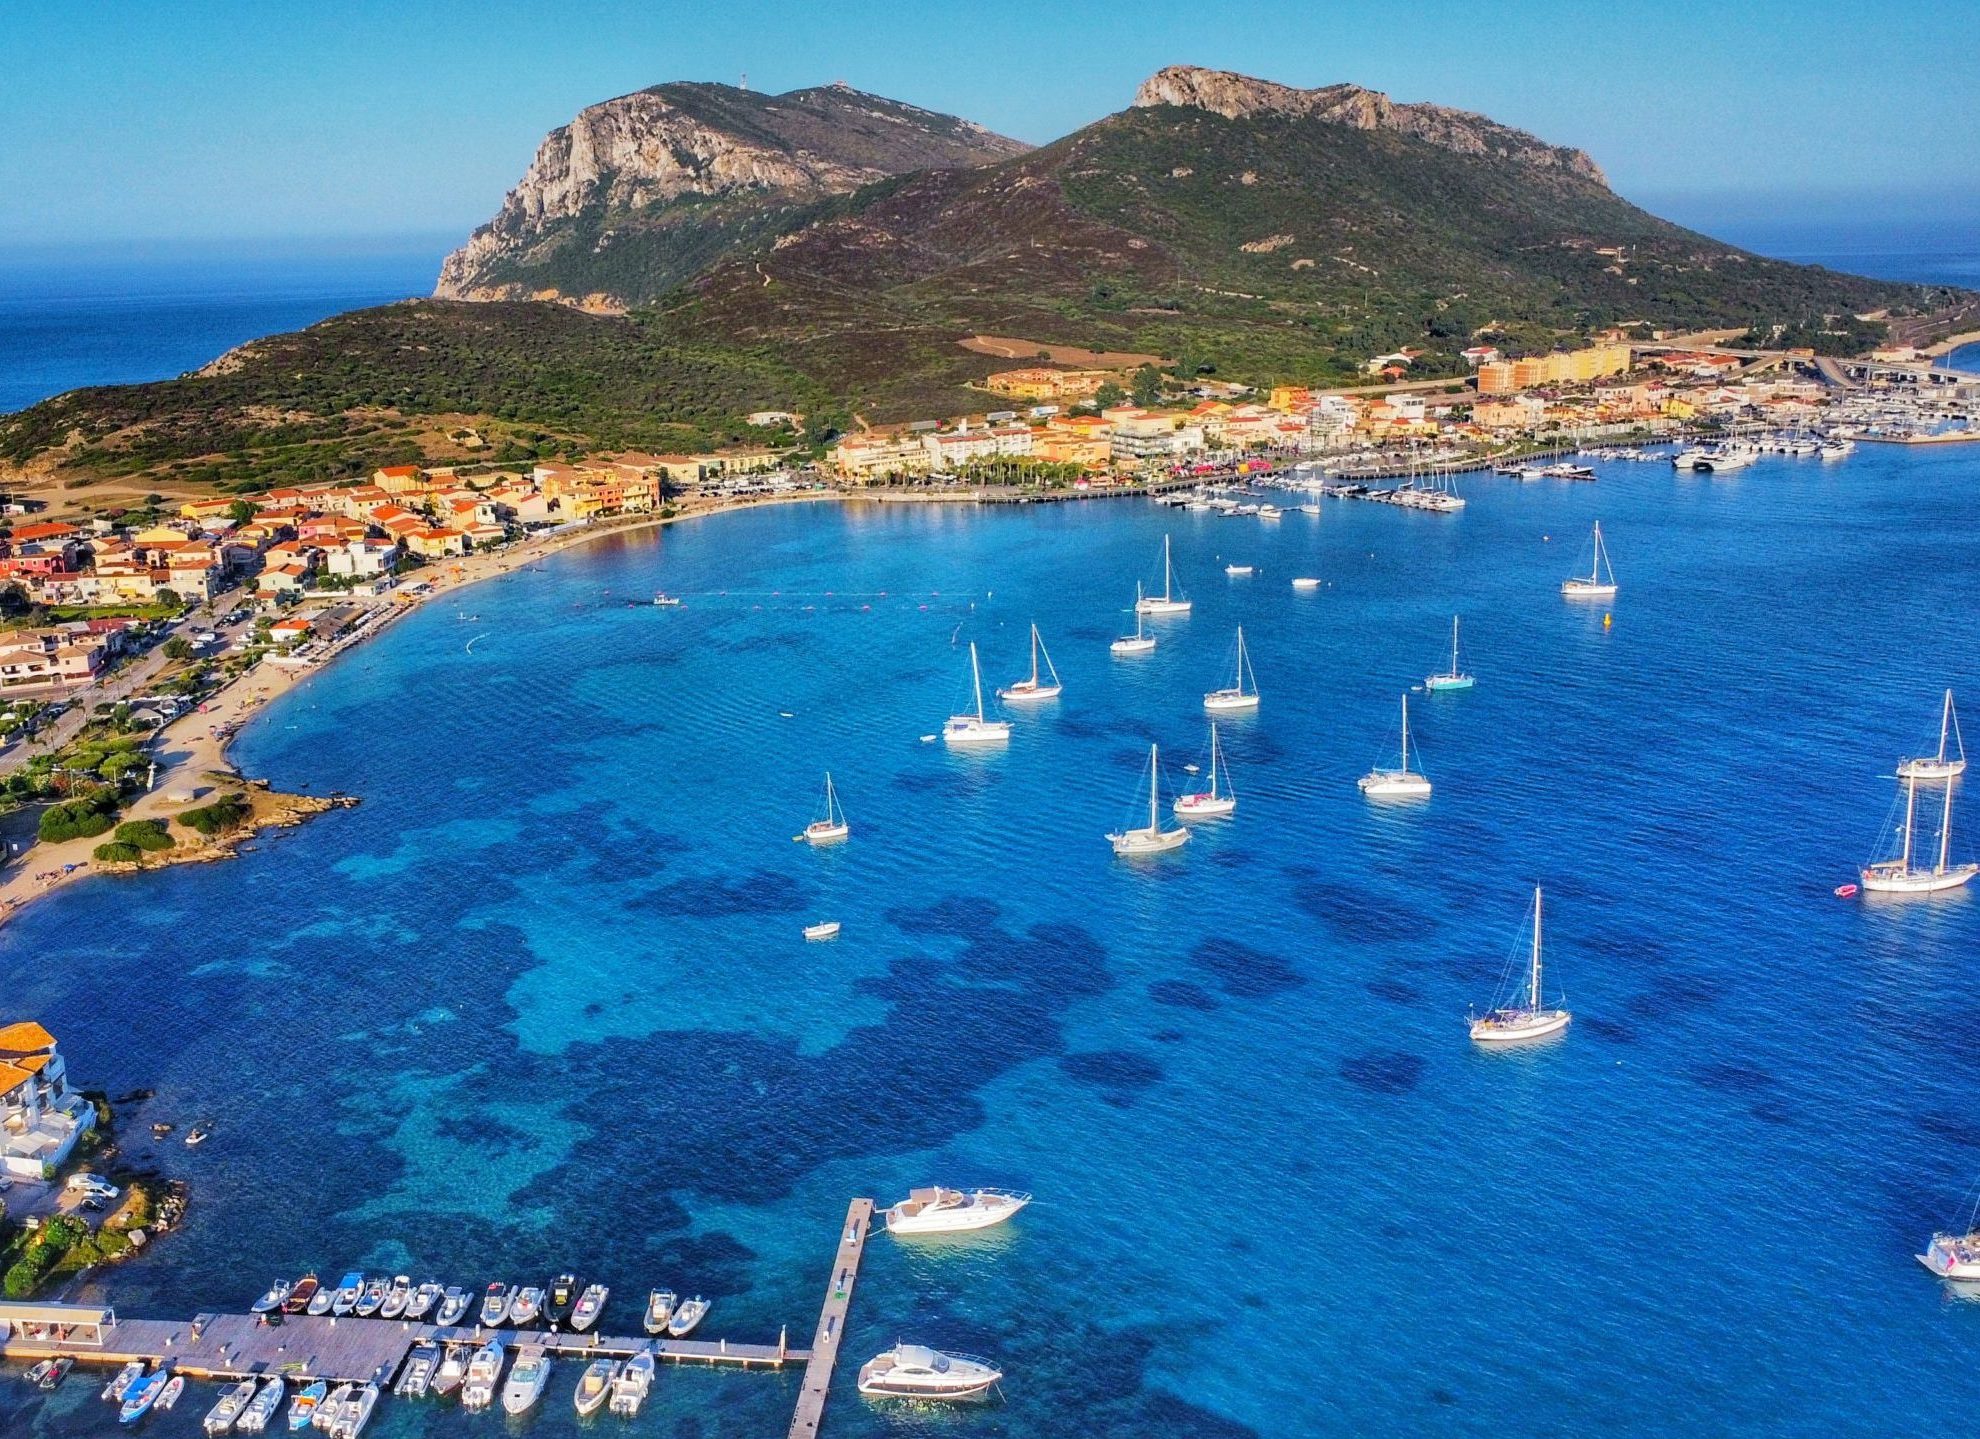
(0, 1022), (95, 1179)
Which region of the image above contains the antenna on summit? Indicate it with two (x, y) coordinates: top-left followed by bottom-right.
(739, 71), (748, 91)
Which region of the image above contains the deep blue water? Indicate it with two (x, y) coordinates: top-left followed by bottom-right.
(2, 442), (1979, 1437)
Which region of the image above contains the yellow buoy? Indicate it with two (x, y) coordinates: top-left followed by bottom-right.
(1603, 612), (1613, 628)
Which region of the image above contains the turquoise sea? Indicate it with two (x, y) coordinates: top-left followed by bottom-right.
(4, 439), (1980, 1436)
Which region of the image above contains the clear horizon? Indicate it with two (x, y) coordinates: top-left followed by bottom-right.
(1, 1), (1975, 249)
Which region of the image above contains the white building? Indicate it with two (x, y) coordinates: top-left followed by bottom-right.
(1, 1022), (95, 1179)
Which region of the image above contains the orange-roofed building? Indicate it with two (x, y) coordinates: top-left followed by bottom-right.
(0, 1020), (93, 1178)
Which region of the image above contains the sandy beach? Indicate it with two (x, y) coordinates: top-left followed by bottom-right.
(0, 489), (842, 928)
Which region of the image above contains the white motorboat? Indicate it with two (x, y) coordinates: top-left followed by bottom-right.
(884, 1186), (1031, 1234)
(354, 1277), (386, 1318)
(435, 1286), (471, 1326)
(1359, 693), (1432, 799)
(1920, 1195), (1980, 1281)
(1820, 439), (1854, 460)
(312, 1384), (352, 1433)
(1203, 626), (1260, 712)
(1224, 563), (1254, 576)
(997, 623), (1063, 702)
(1174, 723), (1237, 818)
(395, 1343), (438, 1398)
(644, 1290), (677, 1335)
(204, 1377), (258, 1434)
(797, 770), (850, 844)
(329, 1383), (377, 1439)
(307, 1280), (336, 1316)
(1135, 535), (1192, 615)
(250, 1279), (293, 1315)
(667, 1296), (711, 1337)
(287, 1380), (325, 1432)
(329, 1272), (363, 1317)
(1860, 764), (1978, 894)
(1291, 576), (1321, 590)
(1897, 690), (1966, 780)
(379, 1274), (412, 1320)
(237, 1377), (285, 1434)
(1109, 744), (1191, 856)
(1256, 503), (1282, 519)
(943, 642), (1011, 746)
(609, 1351), (656, 1417)
(478, 1282), (512, 1327)
(428, 1349), (467, 1402)
(1468, 887), (1572, 1044)
(157, 1377), (185, 1411)
(1111, 589), (1157, 655)
(573, 1359), (619, 1418)
(1561, 521), (1618, 598)
(803, 920), (842, 941)
(510, 1286), (545, 1325)
(405, 1281), (441, 1321)
(461, 1340), (506, 1410)
(1423, 615), (1474, 691)
(571, 1282), (609, 1332)
(122, 1368), (172, 1426)
(857, 1345), (1002, 1400)
(104, 1361), (145, 1401)
(501, 1348), (551, 1415)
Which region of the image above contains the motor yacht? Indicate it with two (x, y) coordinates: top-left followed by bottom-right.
(461, 1340), (506, 1410)
(501, 1348), (551, 1415)
(353, 1277), (386, 1317)
(857, 1345), (1002, 1400)
(883, 1186), (1031, 1235)
(609, 1352), (656, 1417)
(428, 1348), (467, 1401)
(250, 1279), (293, 1315)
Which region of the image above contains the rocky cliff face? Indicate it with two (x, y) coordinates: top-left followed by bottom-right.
(436, 81), (1027, 307)
(1132, 65), (1607, 184)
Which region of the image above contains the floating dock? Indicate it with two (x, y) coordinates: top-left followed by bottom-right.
(788, 1197), (874, 1439)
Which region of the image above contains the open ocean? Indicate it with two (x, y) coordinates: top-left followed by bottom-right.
(0, 237), (1978, 1437)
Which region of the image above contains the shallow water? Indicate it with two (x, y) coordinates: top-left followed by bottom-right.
(3, 445), (1979, 1438)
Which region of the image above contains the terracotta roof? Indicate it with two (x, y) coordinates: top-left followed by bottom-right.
(0, 1020), (56, 1054)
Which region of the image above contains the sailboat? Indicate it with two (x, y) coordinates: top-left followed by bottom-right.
(1108, 744), (1191, 855)
(1112, 588), (1157, 655)
(998, 623), (1063, 702)
(1898, 689), (1966, 780)
(1423, 616), (1474, 691)
(796, 771), (849, 844)
(1561, 521), (1618, 598)
(1203, 626), (1260, 712)
(1860, 766), (1977, 894)
(1358, 694), (1432, 798)
(1174, 724), (1237, 818)
(942, 642), (1011, 746)
(1135, 535), (1192, 615)
(1468, 887), (1572, 1043)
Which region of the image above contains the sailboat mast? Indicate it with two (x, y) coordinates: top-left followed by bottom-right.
(1029, 625), (1041, 686)
(1901, 772), (1917, 870)
(1940, 776), (1955, 875)
(1451, 616), (1460, 675)
(1941, 689), (1954, 764)
(1234, 627), (1246, 691)
(1163, 536), (1174, 601)
(970, 643), (985, 721)
(1531, 887), (1544, 1010)
(1400, 694), (1411, 773)
(1208, 725), (1220, 797)
(1148, 744), (1159, 831)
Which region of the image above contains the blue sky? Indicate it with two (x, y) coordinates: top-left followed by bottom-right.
(2, 0), (1975, 250)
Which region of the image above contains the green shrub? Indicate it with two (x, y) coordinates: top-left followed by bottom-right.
(3, 1215), (86, 1297)
(177, 795), (250, 836)
(92, 841), (143, 864)
(114, 819), (174, 852)
(38, 798), (117, 843)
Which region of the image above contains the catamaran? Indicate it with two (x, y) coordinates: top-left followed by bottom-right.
(1112, 588), (1157, 655)
(797, 771), (850, 844)
(943, 643), (1011, 746)
(1203, 626), (1260, 713)
(1860, 766), (1977, 894)
(1109, 744), (1191, 855)
(998, 623), (1062, 702)
(1561, 521), (1618, 598)
(1424, 615), (1474, 691)
(1468, 887), (1572, 1043)
(1898, 690), (1966, 780)
(1135, 535), (1192, 615)
(1174, 723), (1237, 818)
(1358, 694), (1432, 798)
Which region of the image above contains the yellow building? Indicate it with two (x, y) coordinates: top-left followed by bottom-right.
(1268, 386), (1312, 413)
(984, 368), (1115, 402)
(1477, 343), (1633, 393)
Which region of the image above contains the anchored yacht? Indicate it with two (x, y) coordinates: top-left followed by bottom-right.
(883, 1186), (1031, 1235)
(1109, 745), (1191, 855)
(1561, 521), (1618, 598)
(1135, 535), (1192, 615)
(943, 643), (1011, 747)
(1203, 626), (1260, 713)
(1174, 724), (1237, 818)
(1359, 694), (1432, 799)
(1468, 887), (1572, 1044)
(858, 1345), (1002, 1400)
(998, 623), (1062, 702)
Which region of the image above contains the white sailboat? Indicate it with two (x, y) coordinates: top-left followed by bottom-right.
(1469, 887), (1572, 1043)
(1860, 766), (1977, 894)
(796, 771), (849, 844)
(1203, 626), (1260, 713)
(1359, 694), (1432, 798)
(1135, 535), (1192, 615)
(998, 623), (1063, 702)
(1561, 521), (1618, 598)
(943, 642), (1011, 746)
(1898, 690), (1966, 780)
(1112, 588), (1158, 654)
(1108, 744), (1191, 855)
(1174, 724), (1237, 818)
(1423, 615), (1474, 691)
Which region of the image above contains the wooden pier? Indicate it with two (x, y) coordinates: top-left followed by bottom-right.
(788, 1196), (874, 1439)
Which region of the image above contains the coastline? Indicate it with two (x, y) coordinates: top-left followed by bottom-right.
(1922, 329), (1980, 358)
(0, 489), (843, 930)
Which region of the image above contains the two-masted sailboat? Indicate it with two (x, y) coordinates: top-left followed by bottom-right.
(1203, 627), (1260, 713)
(795, 772), (849, 845)
(997, 624), (1062, 702)
(1111, 591), (1157, 656)
(1468, 887), (1572, 1044)
(1358, 694), (1431, 798)
(1108, 744), (1190, 856)
(1135, 535), (1192, 615)
(1424, 615), (1474, 692)
(1898, 690), (1966, 781)
(1174, 724), (1237, 818)
(942, 643), (1011, 747)
(1861, 765), (1977, 894)
(1561, 521), (1618, 598)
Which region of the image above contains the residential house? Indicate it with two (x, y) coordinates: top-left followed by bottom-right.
(0, 1021), (95, 1179)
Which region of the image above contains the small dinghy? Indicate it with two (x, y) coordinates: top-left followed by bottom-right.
(122, 1368), (173, 1426)
(201, 1376), (257, 1434)
(509, 1286), (545, 1326)
(286, 1380), (325, 1431)
(378, 1275), (412, 1320)
(644, 1289), (678, 1336)
(156, 1375), (184, 1411)
(570, 1282), (610, 1332)
(803, 920), (842, 941)
(478, 1282), (512, 1327)
(573, 1358), (619, 1418)
(436, 1286), (471, 1326)
(251, 1278), (293, 1314)
(667, 1295), (711, 1337)
(405, 1280), (441, 1321)
(395, 1342), (439, 1398)
(237, 1376), (285, 1434)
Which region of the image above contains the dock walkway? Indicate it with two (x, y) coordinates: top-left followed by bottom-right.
(788, 1197), (874, 1439)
